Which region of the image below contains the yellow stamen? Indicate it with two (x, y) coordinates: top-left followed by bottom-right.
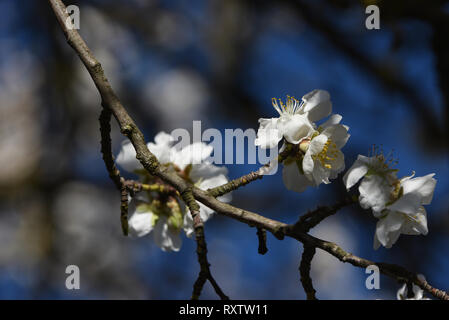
(312, 139), (338, 169)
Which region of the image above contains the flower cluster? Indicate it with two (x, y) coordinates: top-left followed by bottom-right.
(255, 90), (350, 193)
(343, 150), (436, 249)
(255, 90), (436, 250)
(116, 132), (231, 251)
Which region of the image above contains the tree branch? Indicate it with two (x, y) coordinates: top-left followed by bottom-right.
(256, 227), (268, 255)
(181, 188), (228, 300)
(299, 245), (317, 300)
(295, 195), (357, 233)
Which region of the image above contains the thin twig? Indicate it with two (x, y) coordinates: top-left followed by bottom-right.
(208, 144), (295, 198)
(296, 195), (357, 233)
(256, 227), (268, 255)
(299, 245), (317, 300)
(181, 188), (229, 300)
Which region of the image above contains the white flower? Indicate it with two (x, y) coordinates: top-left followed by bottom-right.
(397, 274), (430, 300)
(128, 198), (182, 252)
(117, 131), (231, 250)
(255, 90), (332, 149)
(344, 153), (436, 249)
(343, 154), (398, 214)
(116, 131), (213, 172)
(282, 114), (350, 193)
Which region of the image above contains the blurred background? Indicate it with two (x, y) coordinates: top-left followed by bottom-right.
(0, 0), (448, 299)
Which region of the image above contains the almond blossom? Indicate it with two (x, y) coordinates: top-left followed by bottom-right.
(254, 90), (332, 149)
(254, 90), (349, 193)
(117, 132), (231, 251)
(282, 114), (350, 192)
(343, 152), (436, 249)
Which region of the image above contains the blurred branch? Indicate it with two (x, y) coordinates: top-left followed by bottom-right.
(49, 0), (449, 300)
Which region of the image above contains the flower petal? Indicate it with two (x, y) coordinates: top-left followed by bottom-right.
(116, 140), (142, 172)
(329, 150), (345, 179)
(375, 212), (404, 249)
(401, 206), (428, 235)
(154, 131), (175, 146)
(301, 89), (332, 122)
(359, 174), (392, 214)
(321, 114), (342, 129)
(387, 193), (421, 215)
(174, 142), (213, 169)
(190, 163), (228, 182)
(401, 173), (436, 205)
(282, 162), (313, 193)
(343, 155), (370, 190)
(278, 114), (314, 144)
(128, 211), (154, 237)
(153, 216), (182, 252)
(183, 212), (194, 238)
(322, 124), (350, 149)
(254, 118), (283, 149)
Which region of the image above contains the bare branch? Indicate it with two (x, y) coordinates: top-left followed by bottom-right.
(295, 196), (357, 233)
(299, 245), (317, 300)
(181, 188), (228, 300)
(256, 227), (268, 255)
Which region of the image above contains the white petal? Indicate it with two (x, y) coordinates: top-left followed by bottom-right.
(174, 142), (213, 169)
(128, 211), (154, 237)
(401, 173), (436, 205)
(302, 153), (315, 178)
(282, 162), (313, 193)
(301, 89), (332, 122)
(302, 134), (327, 183)
(322, 124), (350, 149)
(329, 150), (345, 179)
(321, 114), (342, 128)
(254, 118), (283, 149)
(278, 114), (314, 145)
(190, 163), (228, 182)
(153, 216), (182, 252)
(343, 155), (370, 190)
(154, 131), (175, 146)
(309, 134), (328, 155)
(116, 140), (142, 172)
(375, 212), (404, 249)
(310, 161), (331, 185)
(397, 283), (408, 300)
(199, 203), (214, 222)
(387, 193), (421, 215)
(358, 175), (392, 214)
(147, 142), (175, 164)
(183, 213), (195, 238)
(401, 207), (428, 235)
(258, 156), (279, 176)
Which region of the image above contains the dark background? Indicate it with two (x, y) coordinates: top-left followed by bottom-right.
(0, 0), (448, 299)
